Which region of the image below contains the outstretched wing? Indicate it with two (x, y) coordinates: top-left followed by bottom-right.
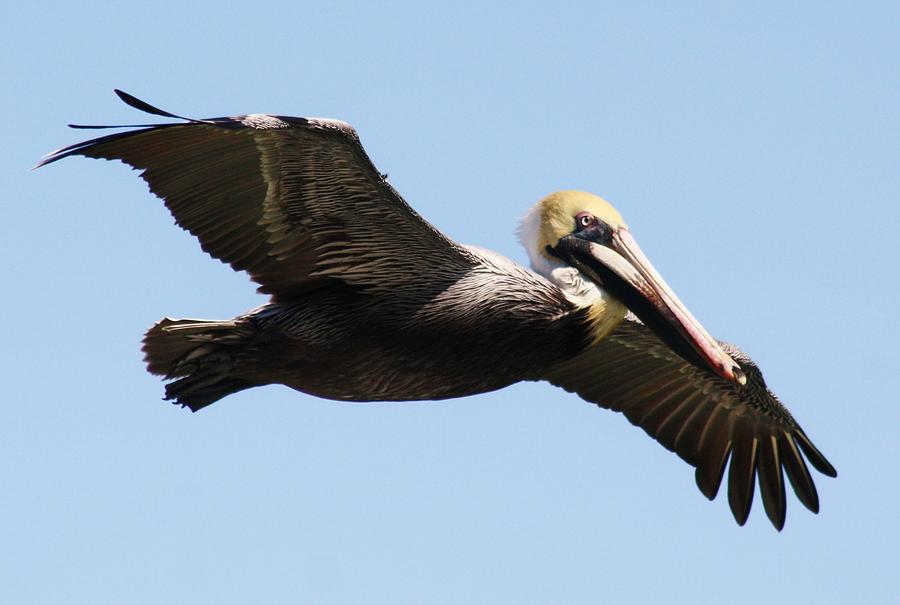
(38, 90), (477, 300)
(543, 315), (836, 530)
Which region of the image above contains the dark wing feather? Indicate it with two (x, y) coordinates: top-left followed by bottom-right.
(543, 316), (836, 530)
(38, 92), (476, 300)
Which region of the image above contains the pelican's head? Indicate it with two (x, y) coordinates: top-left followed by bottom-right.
(519, 190), (744, 385)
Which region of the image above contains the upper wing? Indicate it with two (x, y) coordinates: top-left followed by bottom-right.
(38, 90), (477, 300)
(543, 315), (836, 530)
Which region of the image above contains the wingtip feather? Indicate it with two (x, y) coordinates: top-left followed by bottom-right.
(114, 89), (194, 121)
(793, 429), (838, 478)
(782, 433), (820, 514)
(695, 439), (732, 500)
(758, 435), (787, 531)
(727, 436), (759, 526)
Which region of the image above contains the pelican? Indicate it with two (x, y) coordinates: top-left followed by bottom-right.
(39, 90), (836, 530)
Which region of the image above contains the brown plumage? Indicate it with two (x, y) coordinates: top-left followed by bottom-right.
(39, 90), (836, 529)
(546, 314), (834, 528)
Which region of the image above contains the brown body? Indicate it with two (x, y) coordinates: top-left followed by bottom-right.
(147, 248), (588, 405)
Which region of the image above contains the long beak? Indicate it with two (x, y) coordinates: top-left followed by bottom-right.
(555, 228), (746, 385)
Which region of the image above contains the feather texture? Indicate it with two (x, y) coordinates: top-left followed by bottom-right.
(38, 99), (475, 301)
(543, 315), (836, 530)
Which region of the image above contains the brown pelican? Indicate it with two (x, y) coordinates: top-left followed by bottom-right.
(39, 90), (836, 530)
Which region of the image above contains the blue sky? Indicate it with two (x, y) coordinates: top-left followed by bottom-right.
(4, 2), (898, 603)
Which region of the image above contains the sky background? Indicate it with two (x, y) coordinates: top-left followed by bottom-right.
(4, 2), (898, 603)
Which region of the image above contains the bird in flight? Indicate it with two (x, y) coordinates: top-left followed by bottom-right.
(39, 91), (836, 530)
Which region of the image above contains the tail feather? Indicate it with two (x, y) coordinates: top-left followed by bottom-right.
(142, 317), (256, 411)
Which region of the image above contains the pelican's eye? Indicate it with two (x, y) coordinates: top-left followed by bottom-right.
(575, 212), (596, 231)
